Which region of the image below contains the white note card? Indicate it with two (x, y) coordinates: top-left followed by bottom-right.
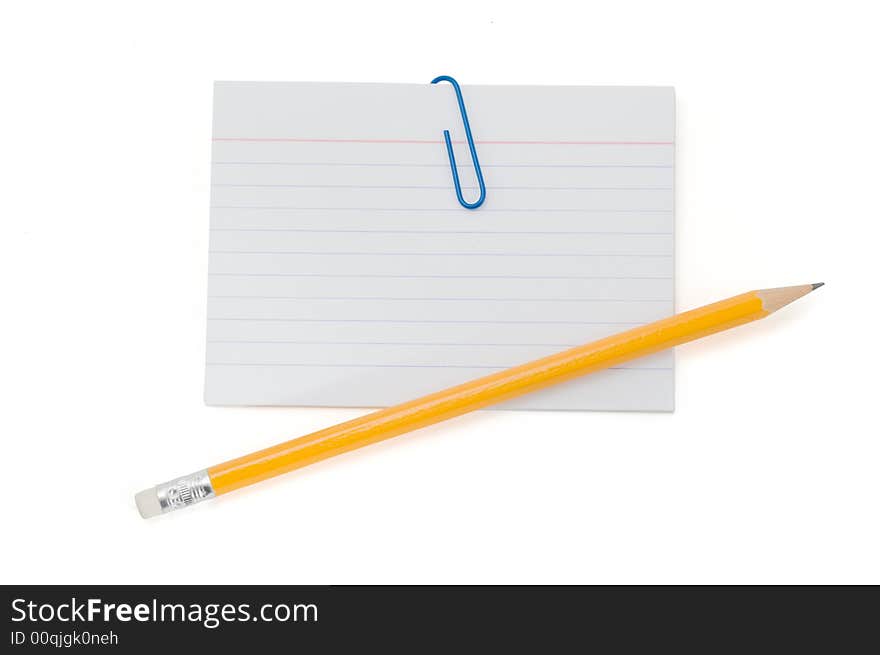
(206, 82), (675, 410)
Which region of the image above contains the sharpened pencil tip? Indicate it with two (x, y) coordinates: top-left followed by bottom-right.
(811, 282), (825, 290)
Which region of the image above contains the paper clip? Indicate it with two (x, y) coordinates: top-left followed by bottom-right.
(431, 75), (486, 210)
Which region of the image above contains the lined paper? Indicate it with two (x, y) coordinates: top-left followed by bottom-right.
(206, 82), (675, 410)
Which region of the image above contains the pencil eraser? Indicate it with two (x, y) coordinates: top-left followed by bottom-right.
(135, 488), (162, 519)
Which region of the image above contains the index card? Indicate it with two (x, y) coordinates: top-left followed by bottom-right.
(206, 82), (675, 410)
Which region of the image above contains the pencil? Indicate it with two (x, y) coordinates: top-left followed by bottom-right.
(136, 283), (822, 518)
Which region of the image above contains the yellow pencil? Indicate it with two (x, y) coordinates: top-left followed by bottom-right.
(136, 283), (822, 518)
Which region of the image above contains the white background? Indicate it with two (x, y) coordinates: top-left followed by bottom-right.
(1, 1), (877, 584)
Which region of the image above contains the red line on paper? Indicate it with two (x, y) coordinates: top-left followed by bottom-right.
(212, 137), (674, 146)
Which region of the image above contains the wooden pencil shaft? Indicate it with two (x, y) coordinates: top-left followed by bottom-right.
(207, 288), (804, 495)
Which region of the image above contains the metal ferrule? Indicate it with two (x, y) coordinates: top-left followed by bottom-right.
(156, 470), (215, 513)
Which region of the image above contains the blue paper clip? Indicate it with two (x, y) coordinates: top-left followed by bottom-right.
(431, 75), (486, 210)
